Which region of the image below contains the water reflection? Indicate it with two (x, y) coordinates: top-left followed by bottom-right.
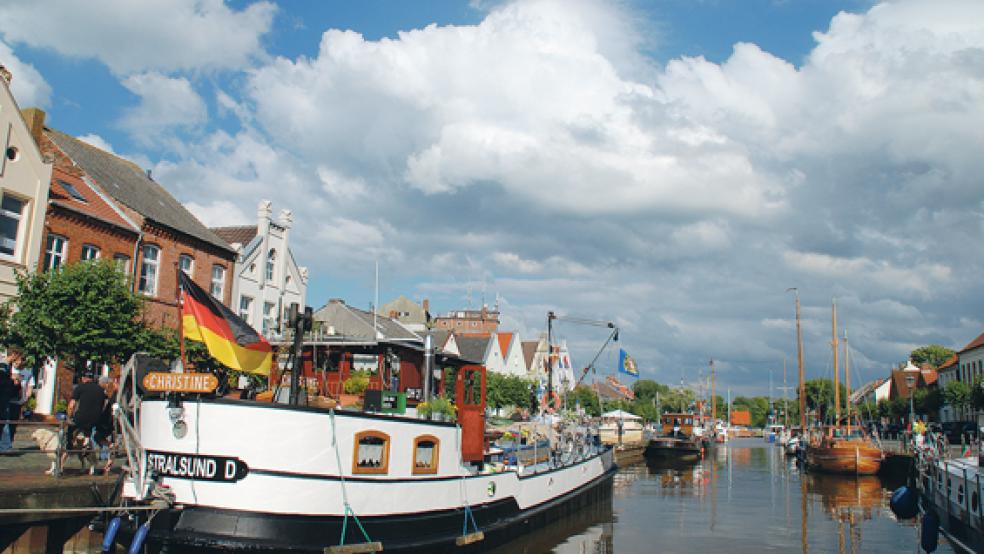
(498, 438), (950, 553)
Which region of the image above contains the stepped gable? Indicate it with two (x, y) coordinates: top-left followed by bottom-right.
(46, 128), (232, 253)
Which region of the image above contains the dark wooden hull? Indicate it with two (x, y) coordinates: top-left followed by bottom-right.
(644, 437), (702, 462)
(805, 439), (882, 475)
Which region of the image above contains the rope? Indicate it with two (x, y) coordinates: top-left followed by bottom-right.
(456, 425), (481, 539)
(328, 409), (374, 551)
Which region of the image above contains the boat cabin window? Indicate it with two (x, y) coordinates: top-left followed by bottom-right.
(353, 431), (390, 475)
(413, 435), (440, 475)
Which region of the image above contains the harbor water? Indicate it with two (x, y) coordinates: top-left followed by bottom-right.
(494, 438), (957, 553)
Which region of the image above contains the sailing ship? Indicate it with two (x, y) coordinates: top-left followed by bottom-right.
(104, 295), (616, 552)
(804, 300), (883, 475)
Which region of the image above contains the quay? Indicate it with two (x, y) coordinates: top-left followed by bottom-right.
(0, 426), (120, 553)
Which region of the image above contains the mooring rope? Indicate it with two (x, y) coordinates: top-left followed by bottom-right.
(328, 409), (375, 551)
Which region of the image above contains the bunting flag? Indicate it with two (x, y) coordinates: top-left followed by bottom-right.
(179, 271), (272, 375)
(618, 349), (639, 378)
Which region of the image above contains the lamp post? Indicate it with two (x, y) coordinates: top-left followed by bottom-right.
(905, 374), (916, 429)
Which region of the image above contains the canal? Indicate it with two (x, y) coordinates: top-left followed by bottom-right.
(494, 438), (957, 553)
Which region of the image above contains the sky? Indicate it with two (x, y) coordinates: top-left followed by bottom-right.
(2, 0), (982, 397)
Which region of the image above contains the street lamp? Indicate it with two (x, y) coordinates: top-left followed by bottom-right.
(905, 374), (916, 428)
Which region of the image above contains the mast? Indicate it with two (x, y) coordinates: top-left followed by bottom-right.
(844, 328), (851, 435)
(790, 288), (806, 430)
(832, 299), (840, 427)
(546, 311), (555, 408)
(769, 370), (774, 425)
(711, 359), (716, 423)
(783, 356), (788, 428)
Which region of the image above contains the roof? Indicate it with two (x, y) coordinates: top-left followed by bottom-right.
(425, 329), (450, 350)
(454, 334), (491, 364)
(592, 380), (632, 402)
(46, 165), (139, 235)
(313, 300), (420, 342)
(940, 354), (959, 370)
(601, 409), (641, 420)
(960, 331), (984, 354)
(211, 225), (258, 248)
(522, 341), (538, 369)
(46, 128), (233, 254)
(849, 378), (887, 403)
(497, 332), (514, 358)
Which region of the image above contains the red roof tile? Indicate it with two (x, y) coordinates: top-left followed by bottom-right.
(960, 331), (984, 354)
(939, 354), (958, 370)
(47, 165), (138, 234)
(497, 332), (513, 358)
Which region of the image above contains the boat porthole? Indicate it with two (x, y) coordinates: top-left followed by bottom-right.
(973, 491), (979, 513)
(487, 482), (496, 497)
(5, 146), (18, 162)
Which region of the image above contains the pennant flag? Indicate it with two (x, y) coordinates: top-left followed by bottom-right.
(179, 271), (272, 375)
(618, 349), (639, 378)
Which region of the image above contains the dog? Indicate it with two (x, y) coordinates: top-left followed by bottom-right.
(31, 428), (98, 475)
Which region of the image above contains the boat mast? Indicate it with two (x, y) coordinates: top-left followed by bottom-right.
(844, 328), (851, 435)
(832, 299), (840, 428)
(789, 288), (806, 430)
(546, 311), (555, 411)
(711, 359), (716, 424)
(783, 356), (788, 428)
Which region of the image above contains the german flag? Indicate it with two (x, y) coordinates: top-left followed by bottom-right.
(179, 271), (272, 375)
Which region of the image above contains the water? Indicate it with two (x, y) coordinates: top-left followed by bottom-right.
(497, 438), (958, 553)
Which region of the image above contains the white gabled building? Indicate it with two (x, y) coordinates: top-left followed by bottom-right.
(212, 200), (308, 339)
(498, 332), (528, 378)
(0, 68), (51, 303)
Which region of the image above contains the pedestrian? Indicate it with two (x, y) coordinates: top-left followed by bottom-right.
(94, 376), (116, 474)
(61, 372), (105, 467)
(7, 366), (23, 447)
(0, 363), (14, 452)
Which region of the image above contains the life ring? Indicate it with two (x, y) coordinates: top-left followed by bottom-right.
(542, 391), (561, 413)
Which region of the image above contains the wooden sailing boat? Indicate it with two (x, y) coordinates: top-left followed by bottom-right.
(805, 300), (883, 475)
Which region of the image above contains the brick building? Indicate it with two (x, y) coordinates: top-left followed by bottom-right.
(43, 127), (237, 329)
(432, 307), (500, 333)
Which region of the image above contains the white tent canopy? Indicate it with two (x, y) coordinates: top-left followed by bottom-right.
(600, 409), (642, 420)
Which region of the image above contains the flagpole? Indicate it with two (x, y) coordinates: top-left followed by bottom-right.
(176, 263), (186, 373)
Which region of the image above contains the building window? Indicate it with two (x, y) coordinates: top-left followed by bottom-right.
(353, 431), (390, 474)
(179, 254), (194, 275)
(113, 254), (130, 274)
(262, 302), (276, 336)
(239, 296), (253, 321)
(266, 249), (276, 281)
(0, 195), (26, 259)
(43, 235), (68, 271)
(412, 435), (440, 475)
(138, 245), (160, 295)
(81, 244), (100, 261)
(210, 265), (225, 299)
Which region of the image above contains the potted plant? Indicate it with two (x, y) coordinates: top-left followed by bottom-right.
(426, 397), (456, 422)
(340, 371), (370, 407)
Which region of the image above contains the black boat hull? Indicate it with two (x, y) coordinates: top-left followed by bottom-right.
(111, 466), (616, 553)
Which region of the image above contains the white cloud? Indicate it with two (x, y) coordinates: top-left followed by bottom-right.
(783, 250), (952, 296)
(0, 39), (51, 107)
(76, 134), (115, 153)
(185, 199), (248, 227)
(0, 0), (276, 75)
(119, 73), (207, 141)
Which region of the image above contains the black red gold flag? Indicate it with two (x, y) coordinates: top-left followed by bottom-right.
(179, 271), (272, 375)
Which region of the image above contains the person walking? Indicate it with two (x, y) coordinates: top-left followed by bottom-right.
(0, 364), (14, 452)
(61, 372), (105, 468)
(94, 376), (116, 474)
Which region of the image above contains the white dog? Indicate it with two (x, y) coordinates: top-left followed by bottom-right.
(31, 428), (98, 475)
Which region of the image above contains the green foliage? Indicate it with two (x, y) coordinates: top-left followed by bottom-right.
(916, 387), (944, 416)
(803, 379), (848, 422)
(944, 380), (972, 410)
(632, 379), (669, 401)
(971, 377), (984, 411)
(417, 396), (456, 420)
(733, 396), (771, 427)
(0, 261), (153, 376)
(486, 373), (533, 410)
(54, 399), (68, 414)
(566, 385), (600, 417)
(660, 387), (696, 413)
(910, 344), (956, 368)
(343, 371), (370, 395)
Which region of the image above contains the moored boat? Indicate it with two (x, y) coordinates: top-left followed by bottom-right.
(106, 307), (616, 553)
(644, 436), (703, 462)
(804, 436), (883, 475)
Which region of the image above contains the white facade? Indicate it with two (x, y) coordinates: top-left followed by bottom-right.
(227, 201), (308, 339)
(0, 71), (51, 303)
(527, 335), (575, 392)
(500, 333), (528, 378)
(483, 334), (506, 375)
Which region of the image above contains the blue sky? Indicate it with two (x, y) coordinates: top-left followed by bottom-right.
(1, 0), (981, 396)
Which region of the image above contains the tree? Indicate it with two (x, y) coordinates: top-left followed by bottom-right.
(910, 344), (956, 368)
(486, 373), (533, 411)
(567, 385), (600, 416)
(632, 379), (669, 401)
(915, 387), (944, 418)
(0, 261), (153, 377)
(803, 379), (847, 423)
(971, 377), (984, 411)
(944, 381), (972, 413)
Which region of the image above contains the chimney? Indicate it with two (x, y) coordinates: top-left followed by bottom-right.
(422, 298), (429, 312)
(20, 108), (45, 148)
(0, 65), (11, 85)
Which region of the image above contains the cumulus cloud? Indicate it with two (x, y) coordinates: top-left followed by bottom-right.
(76, 134), (115, 153)
(119, 73), (207, 142)
(0, 0), (276, 75)
(90, 0), (984, 392)
(0, 39), (51, 107)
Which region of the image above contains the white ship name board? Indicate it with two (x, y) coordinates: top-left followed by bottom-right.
(146, 450), (249, 482)
(142, 372), (219, 393)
